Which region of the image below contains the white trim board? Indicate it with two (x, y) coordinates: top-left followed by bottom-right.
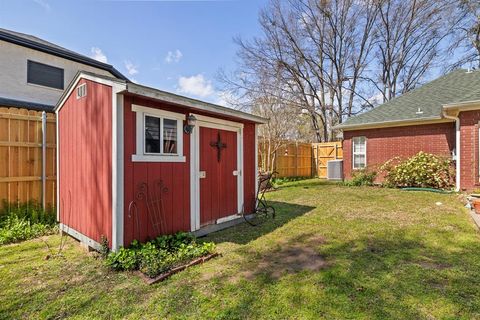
(60, 223), (102, 251)
(190, 115), (244, 232)
(112, 91), (124, 251)
(55, 105), (60, 222)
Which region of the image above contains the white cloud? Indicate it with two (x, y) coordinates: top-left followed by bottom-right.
(165, 49), (183, 63)
(33, 0), (51, 11)
(178, 74), (214, 98)
(124, 60), (139, 76)
(90, 47), (108, 63)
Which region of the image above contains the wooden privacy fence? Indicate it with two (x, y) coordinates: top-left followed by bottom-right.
(258, 140), (343, 179)
(0, 107), (56, 209)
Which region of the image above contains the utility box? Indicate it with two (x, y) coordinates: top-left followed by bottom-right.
(327, 160), (343, 180)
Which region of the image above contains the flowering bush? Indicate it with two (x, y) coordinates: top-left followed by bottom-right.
(380, 152), (454, 189)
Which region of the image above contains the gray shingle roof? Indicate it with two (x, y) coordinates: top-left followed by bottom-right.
(337, 69), (480, 129)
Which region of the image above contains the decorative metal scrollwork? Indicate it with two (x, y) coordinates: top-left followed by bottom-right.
(130, 180), (169, 238)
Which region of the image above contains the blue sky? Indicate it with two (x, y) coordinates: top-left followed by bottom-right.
(0, 0), (268, 103)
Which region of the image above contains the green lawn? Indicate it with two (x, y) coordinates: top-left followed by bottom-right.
(1, 180), (480, 319)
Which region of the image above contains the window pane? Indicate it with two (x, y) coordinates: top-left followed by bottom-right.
(145, 116), (161, 153)
(163, 118), (177, 154)
(353, 137), (366, 153)
(27, 60), (64, 89)
(354, 154), (366, 168)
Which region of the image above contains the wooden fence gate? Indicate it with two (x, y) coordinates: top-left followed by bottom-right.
(258, 140), (343, 179)
(312, 141), (343, 178)
(0, 107), (56, 209)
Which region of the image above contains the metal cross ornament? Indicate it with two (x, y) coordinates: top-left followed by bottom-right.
(210, 132), (227, 162)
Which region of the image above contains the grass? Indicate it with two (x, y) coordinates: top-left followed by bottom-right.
(1, 179), (480, 319)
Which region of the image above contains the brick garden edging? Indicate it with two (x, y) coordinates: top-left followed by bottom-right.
(137, 252), (220, 285)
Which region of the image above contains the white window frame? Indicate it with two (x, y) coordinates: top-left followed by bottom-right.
(352, 136), (367, 170)
(131, 104), (186, 162)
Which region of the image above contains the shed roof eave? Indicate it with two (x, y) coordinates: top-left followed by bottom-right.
(126, 82), (268, 124)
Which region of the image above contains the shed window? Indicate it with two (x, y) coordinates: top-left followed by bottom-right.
(132, 104), (185, 163)
(352, 136), (366, 169)
(27, 60), (64, 89)
(144, 115), (178, 155)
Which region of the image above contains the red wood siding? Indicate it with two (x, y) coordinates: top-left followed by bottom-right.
(199, 127), (237, 225)
(343, 122), (455, 182)
(58, 79), (112, 245)
(243, 122), (256, 214)
(459, 110), (480, 190)
(123, 95), (257, 246)
(123, 95), (191, 245)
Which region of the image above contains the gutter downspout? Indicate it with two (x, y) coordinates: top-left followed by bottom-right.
(443, 111), (460, 192)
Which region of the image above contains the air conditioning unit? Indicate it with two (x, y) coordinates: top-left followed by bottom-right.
(327, 160), (343, 180)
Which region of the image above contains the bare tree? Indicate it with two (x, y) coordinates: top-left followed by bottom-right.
(220, 0), (379, 142)
(374, 0), (454, 101)
(221, 0), (456, 140)
(448, 0), (480, 69)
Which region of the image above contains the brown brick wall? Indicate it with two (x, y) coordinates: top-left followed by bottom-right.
(459, 110), (480, 190)
(343, 122), (455, 182)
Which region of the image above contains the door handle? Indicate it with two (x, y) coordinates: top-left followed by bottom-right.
(199, 171), (206, 179)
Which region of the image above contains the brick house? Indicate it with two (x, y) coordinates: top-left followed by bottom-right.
(335, 69), (480, 191)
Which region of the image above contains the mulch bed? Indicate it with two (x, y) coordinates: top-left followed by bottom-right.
(137, 252), (220, 285)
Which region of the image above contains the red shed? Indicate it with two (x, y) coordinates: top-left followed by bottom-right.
(55, 72), (266, 251)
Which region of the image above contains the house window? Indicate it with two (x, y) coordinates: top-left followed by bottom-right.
(352, 136), (366, 169)
(27, 60), (64, 90)
(132, 104), (185, 162)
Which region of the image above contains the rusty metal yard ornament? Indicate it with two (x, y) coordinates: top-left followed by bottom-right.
(210, 132), (227, 162)
(129, 180), (169, 238)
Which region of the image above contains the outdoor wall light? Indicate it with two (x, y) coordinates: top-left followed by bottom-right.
(184, 114), (197, 134)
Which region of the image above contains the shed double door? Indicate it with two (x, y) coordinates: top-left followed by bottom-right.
(199, 127), (238, 226)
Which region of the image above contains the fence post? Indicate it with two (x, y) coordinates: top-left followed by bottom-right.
(41, 111), (46, 210)
(295, 142), (298, 177)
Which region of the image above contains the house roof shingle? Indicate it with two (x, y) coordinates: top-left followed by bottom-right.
(337, 69), (480, 129)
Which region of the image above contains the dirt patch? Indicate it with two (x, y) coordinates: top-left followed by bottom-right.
(417, 261), (451, 270)
(237, 235), (328, 280)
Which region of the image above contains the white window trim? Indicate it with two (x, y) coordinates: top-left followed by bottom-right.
(131, 104), (186, 163)
(352, 136), (367, 170)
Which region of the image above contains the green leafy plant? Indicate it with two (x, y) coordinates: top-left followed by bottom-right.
(380, 152), (454, 189)
(99, 235), (109, 258)
(105, 232), (216, 278)
(343, 169), (377, 186)
(0, 202), (57, 245)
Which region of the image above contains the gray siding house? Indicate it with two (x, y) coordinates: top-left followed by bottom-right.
(0, 28), (127, 111)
